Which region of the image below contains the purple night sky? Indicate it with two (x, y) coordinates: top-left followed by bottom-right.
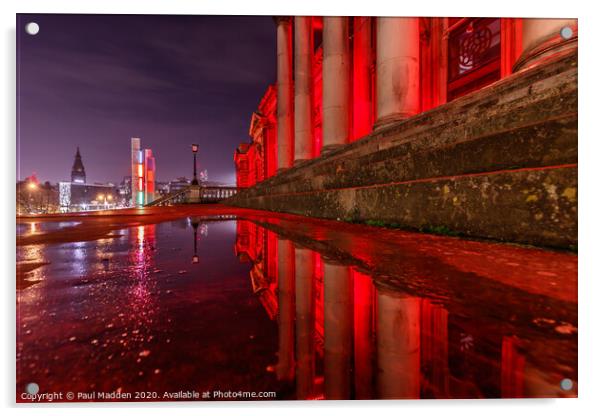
(17, 14), (276, 185)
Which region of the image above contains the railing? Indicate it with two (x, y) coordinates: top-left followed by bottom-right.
(145, 186), (238, 207)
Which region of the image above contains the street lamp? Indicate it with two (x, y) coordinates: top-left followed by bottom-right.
(191, 217), (200, 264)
(191, 143), (199, 185)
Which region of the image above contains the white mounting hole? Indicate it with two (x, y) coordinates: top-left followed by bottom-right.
(25, 22), (40, 36)
(560, 26), (573, 40)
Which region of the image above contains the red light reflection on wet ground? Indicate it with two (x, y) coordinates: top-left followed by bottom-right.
(16, 209), (577, 401)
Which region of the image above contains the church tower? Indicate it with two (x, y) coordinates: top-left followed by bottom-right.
(71, 147), (86, 183)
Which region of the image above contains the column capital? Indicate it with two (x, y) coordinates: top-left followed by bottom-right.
(273, 16), (292, 26)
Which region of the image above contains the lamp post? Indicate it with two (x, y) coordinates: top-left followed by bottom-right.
(191, 143), (199, 185)
(191, 217), (200, 264)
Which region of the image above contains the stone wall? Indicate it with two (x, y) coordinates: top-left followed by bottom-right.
(226, 50), (577, 249)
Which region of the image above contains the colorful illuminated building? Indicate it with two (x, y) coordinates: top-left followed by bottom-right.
(130, 137), (156, 207)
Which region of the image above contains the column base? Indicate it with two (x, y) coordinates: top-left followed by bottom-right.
(276, 167), (290, 175)
(321, 144), (344, 156)
(294, 158), (310, 167)
(373, 112), (416, 131)
(513, 25), (578, 73)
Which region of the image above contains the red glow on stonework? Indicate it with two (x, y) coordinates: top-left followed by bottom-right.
(234, 17), (533, 184)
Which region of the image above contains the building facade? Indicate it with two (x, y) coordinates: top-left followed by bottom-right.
(131, 137), (156, 207)
(230, 17), (578, 248)
(58, 147), (118, 212)
(234, 85), (277, 188)
(235, 16), (577, 184)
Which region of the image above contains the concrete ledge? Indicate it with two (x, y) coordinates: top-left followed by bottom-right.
(227, 50), (577, 249)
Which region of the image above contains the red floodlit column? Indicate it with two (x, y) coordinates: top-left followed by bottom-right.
(352, 16), (373, 141)
(514, 18), (577, 72)
(501, 18), (523, 78)
(295, 246), (316, 399)
(323, 261), (353, 399)
(322, 17), (350, 154)
(276, 238), (295, 382)
(374, 17), (420, 130)
(376, 288), (421, 399)
(276, 17), (294, 172)
(353, 270), (375, 399)
(266, 123), (277, 178)
(294, 16), (314, 164)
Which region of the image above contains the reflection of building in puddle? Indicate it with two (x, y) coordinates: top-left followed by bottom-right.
(235, 221), (279, 320)
(234, 221), (574, 399)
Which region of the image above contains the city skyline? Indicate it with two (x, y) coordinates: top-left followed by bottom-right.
(17, 14), (276, 185)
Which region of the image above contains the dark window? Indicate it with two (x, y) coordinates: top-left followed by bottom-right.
(448, 18), (501, 100)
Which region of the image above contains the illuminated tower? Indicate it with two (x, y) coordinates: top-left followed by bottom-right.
(131, 138), (141, 206)
(71, 147), (86, 183)
(130, 137), (156, 207)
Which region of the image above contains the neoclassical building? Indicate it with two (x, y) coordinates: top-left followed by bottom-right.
(236, 16), (576, 184)
(233, 16), (577, 248)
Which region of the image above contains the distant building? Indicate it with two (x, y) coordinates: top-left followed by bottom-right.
(16, 176), (59, 215)
(117, 176), (132, 206)
(59, 182), (118, 212)
(131, 138), (156, 207)
(168, 177), (190, 193)
(58, 147), (117, 212)
(71, 147), (86, 183)
(155, 181), (170, 197)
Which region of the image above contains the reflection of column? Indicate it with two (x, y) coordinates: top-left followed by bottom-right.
(501, 336), (525, 398)
(514, 19), (577, 72)
(421, 299), (449, 398)
(323, 261), (353, 399)
(374, 17), (420, 130)
(376, 288), (421, 399)
(322, 17), (350, 154)
(294, 16), (314, 164)
(276, 238), (295, 382)
(353, 270), (375, 399)
(352, 17), (374, 141)
(295, 247), (315, 398)
(276, 17), (294, 171)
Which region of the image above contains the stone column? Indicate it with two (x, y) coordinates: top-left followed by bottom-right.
(514, 19), (578, 72)
(276, 17), (294, 171)
(276, 238), (295, 382)
(294, 16), (314, 164)
(295, 246), (315, 399)
(376, 288), (421, 399)
(352, 17), (373, 141)
(323, 260), (353, 399)
(374, 17), (420, 130)
(322, 17), (350, 154)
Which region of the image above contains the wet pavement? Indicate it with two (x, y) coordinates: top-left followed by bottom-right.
(16, 206), (578, 401)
